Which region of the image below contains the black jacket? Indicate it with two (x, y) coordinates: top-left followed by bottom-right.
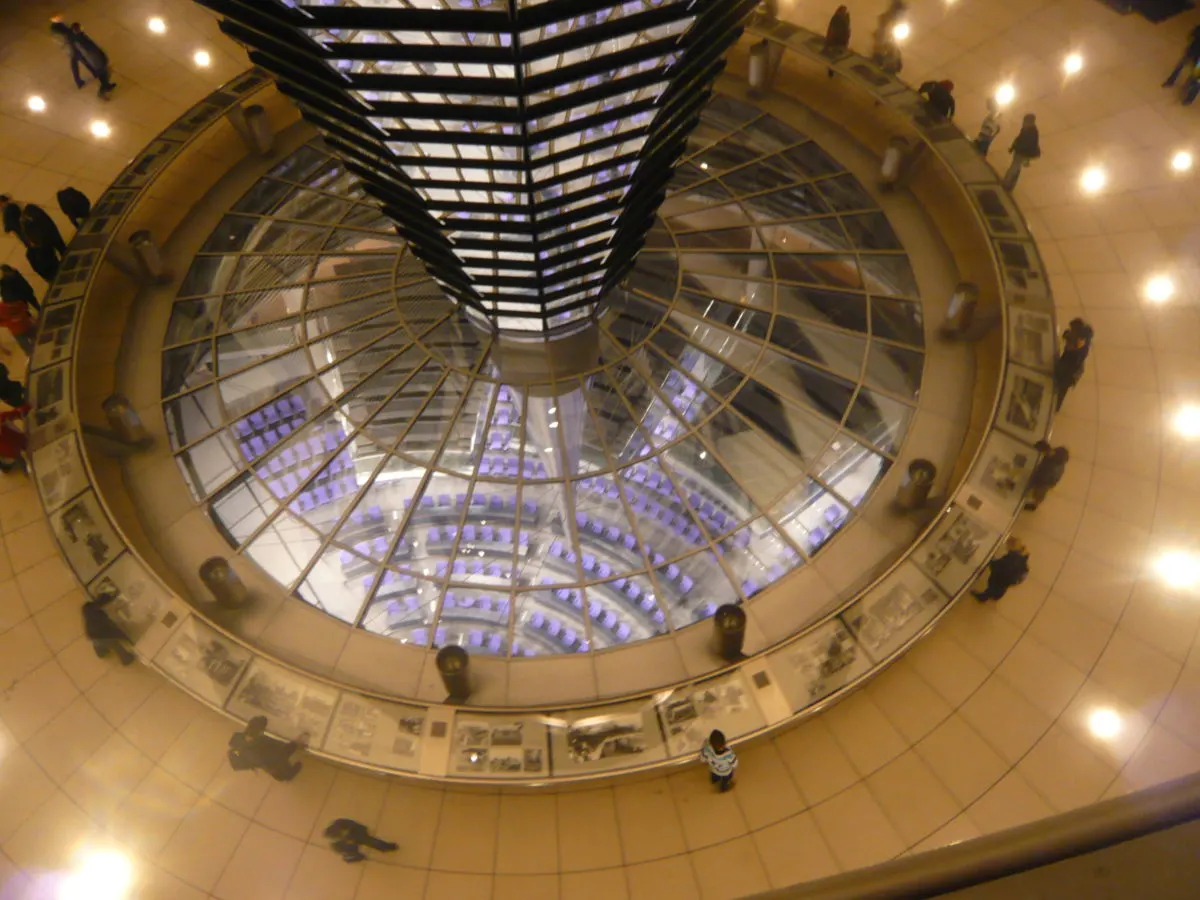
(988, 551), (1029, 587)
(82, 593), (129, 642)
(20, 205), (61, 247)
(918, 81), (955, 120)
(0, 270), (35, 305)
(1, 203), (21, 238)
(1010, 125), (1041, 158)
(57, 187), (91, 220)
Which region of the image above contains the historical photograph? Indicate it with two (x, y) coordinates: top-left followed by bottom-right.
(657, 672), (766, 756)
(323, 694), (425, 771)
(768, 618), (873, 712)
(449, 715), (547, 778)
(52, 491), (121, 583)
(845, 573), (945, 659)
(88, 552), (174, 646)
(31, 432), (88, 513)
(154, 616), (252, 705)
(565, 714), (649, 763)
(227, 658), (338, 741)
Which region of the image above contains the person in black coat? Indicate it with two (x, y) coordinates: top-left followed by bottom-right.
(20, 205), (66, 260)
(82, 590), (136, 665)
(0, 265), (41, 314)
(0, 196), (28, 248)
(56, 187), (92, 229)
(1002, 114), (1041, 191)
(1024, 441), (1069, 510)
(50, 18), (116, 97)
(1164, 25), (1200, 87)
(918, 80), (956, 120)
(972, 538), (1030, 602)
(1053, 327), (1091, 411)
(0, 362), (24, 408)
(26, 245), (60, 284)
(227, 716), (304, 781)
(324, 819), (398, 863)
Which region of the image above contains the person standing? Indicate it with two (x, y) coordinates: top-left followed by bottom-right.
(0, 299), (36, 355)
(0, 362), (26, 408)
(0, 196), (28, 248)
(918, 79), (956, 120)
(227, 716), (305, 781)
(1163, 24), (1200, 87)
(56, 187), (92, 229)
(700, 729), (738, 792)
(0, 265), (40, 314)
(26, 245), (60, 284)
(0, 404), (29, 472)
(974, 97), (1002, 155)
(82, 590), (136, 665)
(823, 6), (851, 76)
(972, 537), (1030, 602)
(50, 17), (117, 98)
(1024, 442), (1069, 510)
(1002, 114), (1041, 191)
(20, 204), (67, 260)
(1053, 328), (1090, 411)
(323, 819), (399, 863)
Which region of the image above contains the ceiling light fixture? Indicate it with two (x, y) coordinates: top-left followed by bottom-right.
(1087, 707), (1122, 740)
(1171, 150), (1193, 173)
(90, 120), (111, 138)
(148, 17), (167, 34)
(892, 21), (911, 41)
(1144, 274), (1175, 304)
(194, 49), (212, 67)
(1173, 405), (1200, 438)
(27, 95), (46, 113)
(1063, 52), (1083, 75)
(1080, 166), (1106, 194)
(1154, 550), (1200, 588)
(995, 83), (1015, 106)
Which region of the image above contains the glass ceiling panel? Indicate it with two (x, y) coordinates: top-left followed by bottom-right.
(165, 98), (924, 655)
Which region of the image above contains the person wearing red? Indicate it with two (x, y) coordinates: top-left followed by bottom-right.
(0, 405), (29, 472)
(0, 300), (35, 355)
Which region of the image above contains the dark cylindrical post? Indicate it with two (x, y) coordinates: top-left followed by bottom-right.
(896, 459), (937, 511)
(129, 229), (168, 283)
(200, 556), (250, 610)
(243, 104), (274, 155)
(880, 136), (908, 190)
(437, 645), (471, 703)
(748, 40), (771, 91)
(943, 282), (979, 336)
(102, 393), (151, 447)
(713, 604), (747, 661)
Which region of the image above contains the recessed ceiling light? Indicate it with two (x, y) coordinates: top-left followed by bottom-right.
(1154, 550), (1200, 588)
(194, 49), (212, 67)
(1171, 150), (1193, 172)
(27, 95), (46, 113)
(90, 120), (111, 138)
(1087, 707), (1122, 740)
(1144, 274), (1175, 304)
(148, 17), (167, 34)
(1080, 166), (1106, 194)
(1063, 52), (1083, 75)
(995, 83), (1015, 106)
(61, 847), (134, 900)
(1173, 405), (1200, 437)
(892, 22), (911, 41)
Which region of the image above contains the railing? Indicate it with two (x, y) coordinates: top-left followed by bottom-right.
(25, 22), (1059, 785)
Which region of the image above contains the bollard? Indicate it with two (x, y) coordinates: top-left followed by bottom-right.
(199, 557), (250, 610)
(243, 104), (274, 156)
(713, 604), (747, 661)
(943, 282), (979, 336)
(129, 229), (169, 284)
(748, 40), (771, 92)
(436, 645), (471, 703)
(102, 394), (151, 447)
(896, 459), (937, 511)
(880, 137), (908, 191)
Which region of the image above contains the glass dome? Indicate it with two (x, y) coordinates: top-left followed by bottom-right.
(162, 95), (923, 658)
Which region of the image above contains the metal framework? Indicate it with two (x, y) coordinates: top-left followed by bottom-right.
(194, 0), (756, 333)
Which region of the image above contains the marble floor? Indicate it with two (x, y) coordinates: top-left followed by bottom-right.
(2, 0), (1200, 898)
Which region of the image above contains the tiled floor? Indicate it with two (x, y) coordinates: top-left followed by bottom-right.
(2, 0), (1200, 898)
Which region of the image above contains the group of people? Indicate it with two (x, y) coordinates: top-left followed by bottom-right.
(822, 2), (1043, 192)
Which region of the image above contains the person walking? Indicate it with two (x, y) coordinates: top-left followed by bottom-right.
(700, 729), (738, 792)
(82, 590), (136, 665)
(56, 187), (92, 229)
(50, 17), (117, 98)
(1024, 442), (1069, 510)
(0, 403), (29, 472)
(0, 362), (26, 408)
(974, 97), (1002, 155)
(227, 716), (305, 781)
(26, 245), (60, 284)
(1164, 24), (1200, 88)
(0, 299), (36, 355)
(823, 6), (851, 76)
(0, 196), (28, 248)
(0, 265), (40, 315)
(1053, 327), (1091, 411)
(918, 79), (956, 120)
(323, 819), (399, 863)
(1002, 114), (1041, 191)
(972, 537), (1030, 602)
(20, 204), (67, 260)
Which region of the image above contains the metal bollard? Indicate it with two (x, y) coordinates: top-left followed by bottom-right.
(199, 557), (250, 610)
(943, 282), (979, 336)
(713, 604), (747, 661)
(101, 394), (152, 448)
(880, 137), (908, 191)
(436, 645), (471, 703)
(129, 229), (169, 284)
(896, 459), (937, 511)
(748, 40), (771, 92)
(243, 104), (274, 156)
